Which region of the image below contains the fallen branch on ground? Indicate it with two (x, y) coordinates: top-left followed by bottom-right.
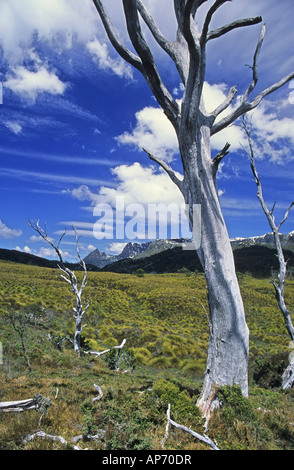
(0, 394), (51, 414)
(23, 431), (84, 450)
(85, 338), (126, 358)
(93, 384), (103, 402)
(161, 403), (219, 450)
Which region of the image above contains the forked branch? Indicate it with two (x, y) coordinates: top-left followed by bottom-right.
(161, 403), (219, 450)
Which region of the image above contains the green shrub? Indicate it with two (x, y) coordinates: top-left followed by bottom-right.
(252, 353), (288, 389)
(216, 385), (256, 426)
(152, 379), (203, 424)
(133, 268), (145, 277)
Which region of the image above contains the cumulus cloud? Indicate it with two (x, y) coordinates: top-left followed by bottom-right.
(107, 242), (127, 254)
(0, 0), (97, 64)
(5, 65), (67, 102)
(116, 106), (179, 162)
(67, 162), (188, 240)
(115, 80), (294, 164)
(67, 163), (184, 208)
(15, 244), (70, 259)
(115, 82), (247, 160)
(246, 101), (294, 163)
(0, 220), (22, 239)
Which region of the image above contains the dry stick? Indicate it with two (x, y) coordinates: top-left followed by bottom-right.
(93, 384), (103, 402)
(23, 431), (84, 450)
(161, 404), (219, 450)
(0, 398), (37, 412)
(84, 339), (126, 358)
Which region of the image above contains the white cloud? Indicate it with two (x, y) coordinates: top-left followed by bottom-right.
(115, 82), (248, 160)
(29, 234), (55, 244)
(87, 39), (133, 79)
(67, 162), (188, 240)
(4, 121), (23, 135)
(0, 168), (109, 187)
(5, 65), (67, 102)
(87, 244), (96, 252)
(247, 101), (294, 163)
(0, 220), (22, 239)
(116, 106), (179, 162)
(68, 163), (184, 209)
(16, 244), (70, 259)
(107, 242), (127, 254)
(115, 80), (294, 164)
(0, 0), (98, 64)
(102, 162), (184, 207)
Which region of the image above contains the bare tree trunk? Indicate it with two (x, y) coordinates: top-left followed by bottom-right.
(179, 125), (249, 416)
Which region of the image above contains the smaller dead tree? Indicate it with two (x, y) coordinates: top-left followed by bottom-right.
(28, 221), (90, 356)
(242, 117), (294, 388)
(5, 310), (33, 372)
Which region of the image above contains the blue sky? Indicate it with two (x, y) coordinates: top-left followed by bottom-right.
(0, 0), (293, 262)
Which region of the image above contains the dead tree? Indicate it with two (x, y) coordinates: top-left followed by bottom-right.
(242, 117), (294, 389)
(28, 220), (90, 356)
(91, 0), (294, 417)
(4, 310), (33, 372)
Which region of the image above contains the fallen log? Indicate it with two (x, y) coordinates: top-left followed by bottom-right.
(0, 393), (51, 420)
(23, 431), (83, 450)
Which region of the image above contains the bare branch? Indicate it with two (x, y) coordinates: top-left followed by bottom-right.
(137, 0), (173, 56)
(212, 142), (230, 175)
(201, 0), (231, 44)
(212, 86), (238, 118)
(137, 0), (188, 84)
(243, 23), (266, 103)
(278, 202), (294, 231)
(122, 0), (180, 125)
(143, 148), (184, 193)
(93, 384), (103, 402)
(23, 431), (83, 450)
(92, 0), (143, 71)
(207, 16), (262, 41)
(28, 219), (65, 266)
(212, 24), (294, 135)
(250, 71), (294, 109)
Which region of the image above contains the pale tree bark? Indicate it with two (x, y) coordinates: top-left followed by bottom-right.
(28, 221), (91, 356)
(242, 117), (294, 389)
(91, 0), (294, 417)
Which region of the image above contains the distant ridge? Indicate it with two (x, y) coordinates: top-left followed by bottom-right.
(100, 245), (293, 278)
(0, 248), (99, 271)
(1, 231), (293, 277)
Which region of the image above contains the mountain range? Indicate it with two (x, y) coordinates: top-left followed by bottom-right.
(82, 231), (294, 277)
(83, 231), (294, 268)
(0, 231), (293, 278)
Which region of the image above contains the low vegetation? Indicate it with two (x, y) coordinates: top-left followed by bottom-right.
(0, 260), (293, 450)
